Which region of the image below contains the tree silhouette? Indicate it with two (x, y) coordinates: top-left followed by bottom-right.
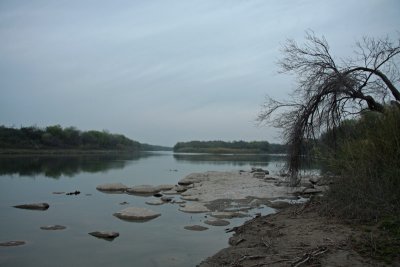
(258, 31), (400, 185)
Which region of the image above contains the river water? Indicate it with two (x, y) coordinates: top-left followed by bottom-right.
(0, 152), (287, 267)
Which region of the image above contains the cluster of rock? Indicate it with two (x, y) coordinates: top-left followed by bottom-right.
(3, 168), (328, 245)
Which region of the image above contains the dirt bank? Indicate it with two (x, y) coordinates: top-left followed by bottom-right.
(199, 202), (386, 267)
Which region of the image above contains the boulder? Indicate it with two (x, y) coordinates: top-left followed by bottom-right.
(113, 207), (161, 222)
(89, 231), (119, 240)
(96, 183), (128, 192)
(0, 241), (26, 247)
(126, 185), (160, 195)
(14, 203), (49, 211)
(204, 219), (230, 226)
(184, 225), (208, 231)
(178, 203), (210, 213)
(40, 225), (66, 230)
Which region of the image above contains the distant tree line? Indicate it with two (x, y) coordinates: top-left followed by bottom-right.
(0, 125), (142, 151)
(173, 140), (286, 154)
(140, 143), (172, 151)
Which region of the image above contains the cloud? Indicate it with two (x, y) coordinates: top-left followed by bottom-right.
(0, 0), (399, 145)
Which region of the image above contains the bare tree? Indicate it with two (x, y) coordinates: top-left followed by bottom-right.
(258, 31), (400, 185)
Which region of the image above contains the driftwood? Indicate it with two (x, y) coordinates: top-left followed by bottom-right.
(291, 246), (328, 267)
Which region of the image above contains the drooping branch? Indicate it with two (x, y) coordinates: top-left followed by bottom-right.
(258, 32), (400, 185)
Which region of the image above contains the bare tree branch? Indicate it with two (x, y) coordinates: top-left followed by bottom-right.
(258, 31), (400, 185)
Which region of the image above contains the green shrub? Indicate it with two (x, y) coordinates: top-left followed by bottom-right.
(323, 106), (400, 221)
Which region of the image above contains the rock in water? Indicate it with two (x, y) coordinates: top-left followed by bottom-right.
(40, 225), (66, 230)
(210, 211), (248, 219)
(113, 207), (161, 222)
(126, 185), (160, 195)
(145, 199), (164, 205)
(178, 173), (208, 186)
(184, 225), (208, 231)
(96, 183), (128, 192)
(204, 219), (230, 226)
(14, 203), (49, 210)
(89, 231), (119, 240)
(178, 203), (210, 213)
(155, 184), (175, 191)
(0, 240), (26, 247)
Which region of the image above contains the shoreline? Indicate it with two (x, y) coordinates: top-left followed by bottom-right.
(199, 202), (383, 267)
(0, 149), (146, 155)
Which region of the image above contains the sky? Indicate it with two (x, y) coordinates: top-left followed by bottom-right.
(1, 0), (399, 146)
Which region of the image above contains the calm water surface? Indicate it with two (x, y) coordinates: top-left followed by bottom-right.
(0, 152), (286, 267)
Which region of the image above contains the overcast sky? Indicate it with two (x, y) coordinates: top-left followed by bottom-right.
(1, 0), (399, 146)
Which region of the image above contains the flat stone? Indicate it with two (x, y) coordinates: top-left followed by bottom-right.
(145, 199), (164, 205)
(162, 190), (179, 195)
(204, 219), (230, 226)
(184, 225), (208, 231)
(180, 196), (199, 201)
(96, 183), (128, 192)
(171, 200), (186, 204)
(40, 225), (66, 230)
(178, 173), (209, 186)
(0, 241), (26, 247)
(155, 184), (175, 191)
(174, 185), (188, 193)
(161, 196), (173, 202)
(89, 231), (119, 240)
(126, 185), (160, 195)
(14, 203), (49, 211)
(113, 207), (161, 222)
(210, 211), (248, 219)
(178, 203), (210, 213)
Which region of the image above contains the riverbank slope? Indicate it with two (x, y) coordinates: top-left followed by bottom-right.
(199, 202), (387, 266)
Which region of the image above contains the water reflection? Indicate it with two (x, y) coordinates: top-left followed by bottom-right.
(0, 152), (154, 178)
(173, 153), (286, 167)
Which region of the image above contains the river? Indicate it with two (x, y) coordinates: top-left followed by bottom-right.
(0, 152), (287, 267)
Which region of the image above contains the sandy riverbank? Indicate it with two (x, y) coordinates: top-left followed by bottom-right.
(198, 202), (385, 266)
(172, 170), (387, 266)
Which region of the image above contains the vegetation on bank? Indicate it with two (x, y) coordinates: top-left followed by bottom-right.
(318, 107), (400, 221)
(257, 32), (400, 263)
(0, 125), (170, 152)
(173, 140), (286, 154)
